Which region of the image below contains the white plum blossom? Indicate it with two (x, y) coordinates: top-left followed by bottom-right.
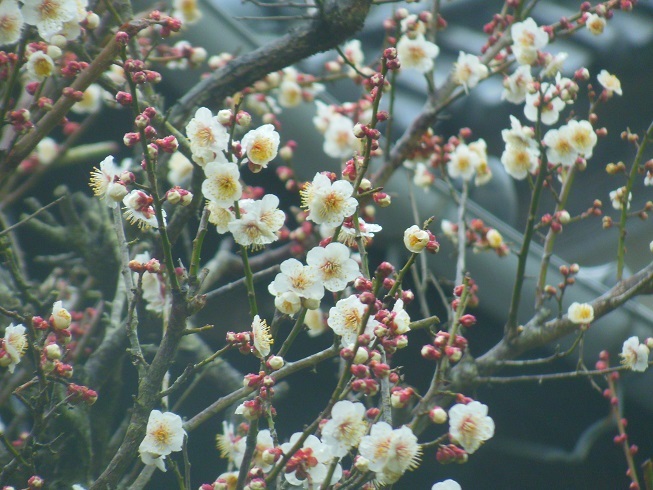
(448, 401), (495, 454)
(51, 300), (72, 330)
(21, 0), (77, 40)
(206, 201), (234, 234)
(304, 308), (327, 336)
(543, 126), (578, 167)
(36, 137), (58, 165)
(26, 51), (55, 81)
(391, 299), (411, 335)
(167, 151), (194, 185)
(234, 429), (275, 472)
(173, 0), (202, 25)
(586, 13), (606, 35)
(597, 69), (622, 96)
(0, 324), (27, 373)
(469, 138), (492, 185)
(510, 17), (549, 66)
(567, 302), (594, 325)
(89, 155), (128, 208)
(432, 480), (462, 490)
(358, 422), (421, 485)
(71, 83), (104, 114)
(620, 336), (649, 372)
(202, 161), (242, 207)
(413, 162), (435, 190)
(501, 145), (539, 180)
(327, 295), (378, 347)
(241, 124), (280, 168)
(609, 186), (631, 210)
(277, 79), (303, 108)
(541, 52), (568, 78)
(330, 218), (382, 248)
(323, 115), (358, 159)
(269, 258), (324, 302)
(306, 242), (359, 292)
(133, 252), (168, 315)
(524, 82), (565, 126)
(502, 116), (537, 151)
(567, 119), (597, 159)
(251, 315), (273, 358)
(281, 433), (341, 488)
(139, 410), (186, 472)
(0, 1), (24, 45)
(312, 101), (338, 134)
(321, 400), (367, 457)
(228, 195), (285, 247)
(396, 34), (439, 73)
(453, 52), (488, 92)
(55, 0), (88, 42)
(340, 39), (365, 74)
(404, 225), (429, 253)
(502, 65), (533, 104)
(275, 291), (302, 316)
(186, 107), (229, 166)
(216, 421), (241, 464)
(301, 173), (357, 227)
(447, 143), (480, 181)
(123, 190), (164, 229)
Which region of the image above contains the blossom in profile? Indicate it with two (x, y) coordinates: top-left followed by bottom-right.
(396, 34), (439, 73)
(329, 217), (382, 248)
(510, 17), (548, 66)
(234, 429), (275, 472)
(123, 190), (164, 229)
(432, 480), (462, 490)
(0, 1), (24, 45)
(89, 156), (128, 208)
(51, 300), (72, 330)
(502, 65), (533, 104)
(268, 258), (324, 302)
(327, 295), (378, 347)
(274, 291), (302, 316)
(412, 162), (435, 190)
(206, 201), (234, 234)
(216, 421), (241, 465)
(448, 401), (495, 454)
(0, 324), (28, 373)
(502, 116), (537, 151)
(306, 242), (359, 292)
(139, 410), (186, 472)
(202, 161), (242, 207)
(241, 124), (280, 169)
(228, 195), (285, 248)
(597, 69), (622, 96)
(453, 52), (488, 92)
(26, 51), (55, 81)
(281, 433), (341, 488)
(133, 252), (168, 315)
(358, 422), (421, 485)
(251, 315), (273, 358)
(620, 336), (649, 372)
(301, 173), (357, 227)
(21, 0), (77, 40)
(321, 400), (367, 457)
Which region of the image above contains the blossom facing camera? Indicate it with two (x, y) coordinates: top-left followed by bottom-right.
(448, 401), (495, 454)
(139, 410), (186, 472)
(1, 323), (27, 373)
(0, 1), (24, 45)
(241, 124), (280, 168)
(567, 302), (594, 325)
(404, 225), (429, 253)
(396, 34), (439, 73)
(620, 336), (649, 372)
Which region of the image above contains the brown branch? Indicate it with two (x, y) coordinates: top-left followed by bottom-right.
(167, 0), (372, 126)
